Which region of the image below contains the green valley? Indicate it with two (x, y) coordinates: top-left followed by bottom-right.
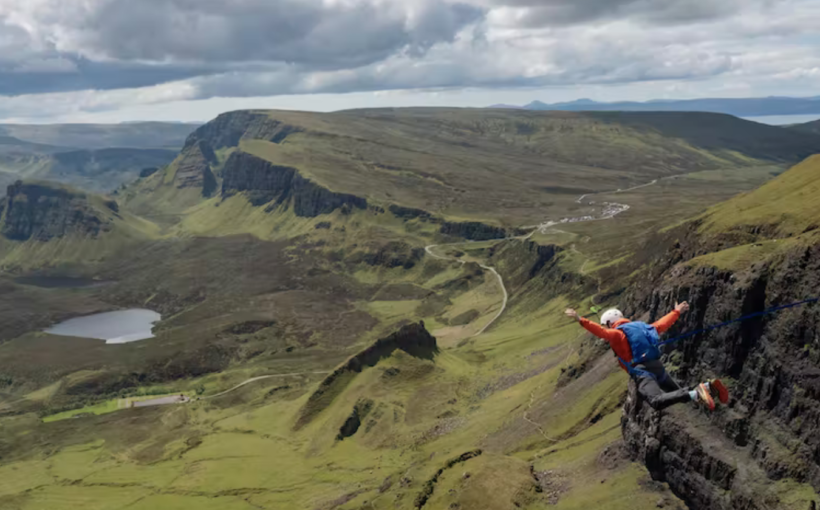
(0, 108), (818, 510)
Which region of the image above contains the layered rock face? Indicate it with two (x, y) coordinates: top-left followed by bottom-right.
(221, 151), (367, 217)
(618, 227), (820, 508)
(182, 111), (300, 150)
(440, 220), (519, 241)
(174, 140), (218, 196)
(171, 111), (301, 196)
(1, 181), (114, 241)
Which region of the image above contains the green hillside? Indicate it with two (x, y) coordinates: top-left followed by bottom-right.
(125, 109), (820, 227)
(0, 109), (818, 510)
(0, 181), (158, 270)
(701, 154), (820, 235)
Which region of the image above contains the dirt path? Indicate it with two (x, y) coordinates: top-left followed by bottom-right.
(425, 239), (523, 337)
(200, 371), (332, 400)
(421, 178), (643, 337)
(125, 371), (332, 410)
(523, 386), (560, 444)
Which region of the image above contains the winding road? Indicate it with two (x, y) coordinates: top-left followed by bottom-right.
(423, 182), (648, 337)
(199, 371), (332, 400)
(140, 178), (666, 408)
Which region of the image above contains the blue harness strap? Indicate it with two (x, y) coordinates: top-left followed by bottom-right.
(659, 297), (820, 347)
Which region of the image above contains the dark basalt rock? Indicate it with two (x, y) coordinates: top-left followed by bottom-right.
(440, 220), (523, 241)
(174, 140), (218, 196)
(618, 221), (820, 508)
(349, 241), (425, 270)
(181, 111), (305, 152)
(390, 204), (433, 221)
(221, 151), (367, 217)
(336, 399), (374, 441)
(1, 181), (111, 241)
(295, 322), (437, 429)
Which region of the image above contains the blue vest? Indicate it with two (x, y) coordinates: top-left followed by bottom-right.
(617, 321), (662, 367)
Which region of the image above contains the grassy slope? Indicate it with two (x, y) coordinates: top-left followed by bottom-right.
(685, 154), (820, 270)
(701, 154), (820, 236)
(2, 110), (820, 509)
(0, 288), (686, 510)
(177, 108), (820, 227)
(0, 182), (160, 270)
(268, 109), (819, 225)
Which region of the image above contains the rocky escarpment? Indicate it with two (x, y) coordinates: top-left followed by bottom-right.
(617, 225), (820, 508)
(622, 381), (769, 510)
(0, 181), (117, 241)
(295, 322), (437, 429)
(440, 220), (523, 241)
(182, 110), (303, 150)
(348, 241), (426, 270)
(174, 140), (218, 196)
(222, 151), (367, 217)
(171, 110), (301, 196)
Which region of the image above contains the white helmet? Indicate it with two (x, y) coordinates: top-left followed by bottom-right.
(601, 308), (624, 328)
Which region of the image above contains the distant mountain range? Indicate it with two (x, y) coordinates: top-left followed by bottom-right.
(0, 122), (195, 194)
(488, 96), (820, 117)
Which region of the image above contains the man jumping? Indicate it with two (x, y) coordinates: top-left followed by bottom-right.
(564, 302), (728, 411)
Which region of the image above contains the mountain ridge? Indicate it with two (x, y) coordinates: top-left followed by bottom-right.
(121, 108), (820, 229)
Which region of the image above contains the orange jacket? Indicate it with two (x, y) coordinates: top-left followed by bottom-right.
(579, 310), (680, 372)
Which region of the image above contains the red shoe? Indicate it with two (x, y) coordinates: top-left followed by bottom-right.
(710, 379), (729, 404)
(695, 383), (715, 411)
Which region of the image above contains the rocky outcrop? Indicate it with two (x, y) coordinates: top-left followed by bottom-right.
(414, 449), (484, 509)
(618, 224), (820, 508)
(0, 181), (114, 241)
(389, 204), (433, 221)
(295, 322), (437, 429)
(622, 381), (766, 510)
(336, 399), (375, 441)
(181, 111), (306, 152)
(348, 241), (425, 270)
(221, 151), (367, 217)
(440, 220), (523, 241)
(174, 140), (218, 196)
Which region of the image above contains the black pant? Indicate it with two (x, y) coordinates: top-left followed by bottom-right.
(633, 360), (692, 410)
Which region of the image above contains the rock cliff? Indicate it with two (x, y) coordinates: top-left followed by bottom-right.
(174, 140), (218, 196)
(0, 181), (116, 241)
(181, 111), (300, 150)
(295, 322), (437, 429)
(617, 226), (820, 508)
(440, 220), (521, 241)
(221, 151), (367, 217)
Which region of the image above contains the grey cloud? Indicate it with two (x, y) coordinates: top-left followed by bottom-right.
(0, 55), (227, 96)
(191, 42), (736, 100)
(492, 0), (774, 27)
(75, 0), (482, 69)
(0, 0), (481, 96)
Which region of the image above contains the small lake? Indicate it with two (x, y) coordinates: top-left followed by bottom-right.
(45, 309), (161, 344)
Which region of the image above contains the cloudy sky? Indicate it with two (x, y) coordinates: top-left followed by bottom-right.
(0, 0), (818, 122)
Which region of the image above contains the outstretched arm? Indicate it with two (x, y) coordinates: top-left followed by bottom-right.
(565, 308), (624, 344)
(653, 301), (689, 334)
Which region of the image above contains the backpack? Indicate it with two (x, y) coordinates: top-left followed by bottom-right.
(617, 321), (662, 367)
